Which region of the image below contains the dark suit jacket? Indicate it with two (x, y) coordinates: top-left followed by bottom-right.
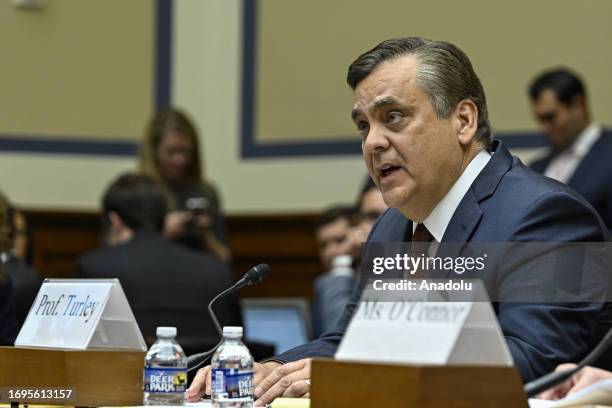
(277, 141), (610, 382)
(530, 128), (612, 230)
(76, 231), (242, 354)
(4, 256), (41, 326)
(0, 274), (19, 345)
(313, 273), (356, 337)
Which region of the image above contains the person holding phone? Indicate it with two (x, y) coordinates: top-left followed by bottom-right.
(139, 108), (231, 262)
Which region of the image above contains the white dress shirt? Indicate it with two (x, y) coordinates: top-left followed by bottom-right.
(544, 123), (601, 183)
(413, 149), (492, 245)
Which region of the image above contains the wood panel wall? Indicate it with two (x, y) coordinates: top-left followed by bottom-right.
(23, 210), (321, 299)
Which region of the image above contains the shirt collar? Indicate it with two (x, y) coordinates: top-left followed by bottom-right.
(413, 149), (492, 242)
(569, 123), (601, 157)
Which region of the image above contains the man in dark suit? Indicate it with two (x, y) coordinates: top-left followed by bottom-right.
(312, 205), (354, 337)
(76, 173), (241, 353)
(313, 180), (389, 336)
(528, 68), (612, 230)
(3, 254), (40, 327)
(0, 193), (19, 345)
(188, 37), (610, 405)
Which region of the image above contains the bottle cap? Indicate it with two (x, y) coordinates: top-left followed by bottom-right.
(331, 255), (352, 269)
(222, 326), (243, 336)
(156, 326), (177, 337)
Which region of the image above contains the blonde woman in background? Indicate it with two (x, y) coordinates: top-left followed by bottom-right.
(0, 192), (18, 344)
(139, 108), (231, 262)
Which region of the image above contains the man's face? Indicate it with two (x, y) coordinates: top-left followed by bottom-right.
(358, 188), (388, 232)
(316, 217), (350, 271)
(352, 55), (466, 222)
(532, 89), (585, 152)
(344, 188), (389, 259)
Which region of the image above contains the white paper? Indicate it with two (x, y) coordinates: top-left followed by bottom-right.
(528, 399), (559, 408)
(529, 378), (612, 407)
(103, 403), (212, 408)
(187, 401), (213, 408)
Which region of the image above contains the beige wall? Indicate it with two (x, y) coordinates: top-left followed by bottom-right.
(173, 0), (366, 213)
(0, 0), (608, 212)
(0, 0), (154, 139)
(0, 153), (135, 210)
(175, 0), (603, 213)
(255, 0), (612, 143)
(0, 0), (149, 209)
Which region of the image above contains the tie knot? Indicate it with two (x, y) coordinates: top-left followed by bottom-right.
(412, 223), (434, 243)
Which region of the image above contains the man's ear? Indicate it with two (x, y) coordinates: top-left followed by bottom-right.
(570, 94), (587, 112)
(107, 211), (125, 231)
(455, 99), (478, 146)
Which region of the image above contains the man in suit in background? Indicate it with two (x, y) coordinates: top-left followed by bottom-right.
(76, 173), (241, 353)
(312, 205), (353, 336)
(314, 206), (353, 274)
(188, 37), (610, 405)
(313, 182), (388, 336)
(529, 68), (612, 230)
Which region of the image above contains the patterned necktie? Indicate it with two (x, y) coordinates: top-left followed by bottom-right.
(412, 223), (434, 243)
(407, 223), (434, 278)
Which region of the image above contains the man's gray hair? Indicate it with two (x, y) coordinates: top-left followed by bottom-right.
(347, 37), (492, 147)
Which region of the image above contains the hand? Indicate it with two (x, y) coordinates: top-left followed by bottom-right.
(163, 211), (193, 238)
(254, 359), (312, 407)
(192, 213), (213, 230)
(538, 364), (612, 400)
(185, 361), (280, 402)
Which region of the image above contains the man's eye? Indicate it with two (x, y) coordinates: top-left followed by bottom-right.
(538, 112), (556, 123)
(357, 121), (369, 137)
(387, 112), (402, 125)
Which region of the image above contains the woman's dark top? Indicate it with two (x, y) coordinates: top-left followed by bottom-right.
(168, 181), (228, 252)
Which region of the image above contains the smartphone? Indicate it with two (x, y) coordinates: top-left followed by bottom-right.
(185, 196), (211, 215)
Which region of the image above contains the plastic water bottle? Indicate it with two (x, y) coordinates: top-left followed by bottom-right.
(330, 255), (354, 277)
(143, 327), (188, 406)
(211, 326), (254, 408)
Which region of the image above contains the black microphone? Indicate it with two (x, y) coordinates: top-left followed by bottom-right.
(234, 262), (271, 290)
(186, 263), (271, 372)
(524, 326), (612, 397)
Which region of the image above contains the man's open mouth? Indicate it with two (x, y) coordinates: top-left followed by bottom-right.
(380, 164), (401, 178)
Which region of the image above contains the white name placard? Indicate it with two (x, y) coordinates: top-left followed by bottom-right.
(15, 279), (146, 351)
(335, 280), (513, 366)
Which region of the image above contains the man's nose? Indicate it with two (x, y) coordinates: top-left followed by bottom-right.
(363, 125), (390, 154)
(540, 123), (554, 137)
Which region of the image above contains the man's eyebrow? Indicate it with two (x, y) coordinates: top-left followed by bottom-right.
(351, 108), (363, 121)
(351, 97), (400, 121)
(373, 97), (398, 110)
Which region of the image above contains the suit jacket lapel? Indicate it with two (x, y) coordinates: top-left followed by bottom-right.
(441, 190), (483, 243)
(436, 141), (514, 276)
(433, 190), (483, 278)
(566, 132), (606, 188)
